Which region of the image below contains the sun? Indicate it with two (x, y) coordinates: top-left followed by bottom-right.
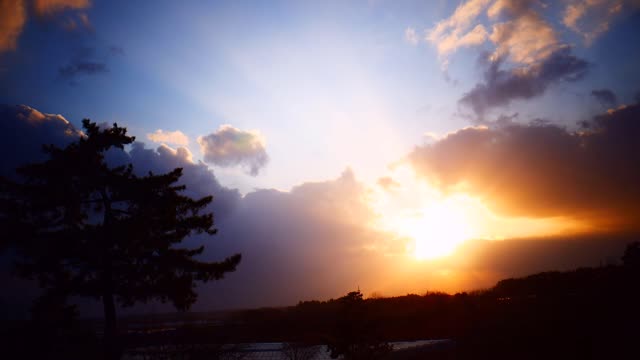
(402, 200), (472, 260)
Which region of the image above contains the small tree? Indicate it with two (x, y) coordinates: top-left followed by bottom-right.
(0, 120), (241, 359)
(326, 290), (392, 360)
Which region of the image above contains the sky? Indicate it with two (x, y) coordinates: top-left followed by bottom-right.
(2, 0), (640, 312)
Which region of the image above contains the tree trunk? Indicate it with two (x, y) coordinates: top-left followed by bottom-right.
(103, 286), (119, 360)
(100, 188), (120, 359)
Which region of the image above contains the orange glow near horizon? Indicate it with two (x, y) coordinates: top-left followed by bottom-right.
(370, 166), (588, 261)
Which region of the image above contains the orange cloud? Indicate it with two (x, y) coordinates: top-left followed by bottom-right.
(0, 0), (26, 53)
(562, 0), (634, 45)
(33, 0), (90, 17)
(488, 2), (560, 64)
(408, 101), (640, 232)
(426, 0), (491, 57)
(0, 0), (92, 53)
(147, 129), (190, 146)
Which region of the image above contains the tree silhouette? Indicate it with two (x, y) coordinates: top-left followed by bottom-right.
(622, 241), (640, 270)
(0, 120), (241, 359)
(326, 290), (392, 360)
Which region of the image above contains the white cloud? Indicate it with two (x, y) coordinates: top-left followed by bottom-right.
(404, 27), (419, 45)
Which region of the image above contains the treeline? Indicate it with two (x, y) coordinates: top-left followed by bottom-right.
(4, 242), (640, 359)
(153, 241), (640, 359)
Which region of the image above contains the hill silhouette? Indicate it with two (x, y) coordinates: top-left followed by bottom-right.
(2, 241), (639, 359)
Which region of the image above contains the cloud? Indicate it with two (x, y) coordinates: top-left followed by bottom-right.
(377, 176), (401, 191)
(33, 0), (91, 16)
(198, 125), (269, 176)
(57, 46), (118, 83)
(562, 0), (637, 45)
(0, 104), (241, 222)
(0, 0), (92, 54)
(591, 88), (618, 107)
(0, 0), (26, 53)
(404, 27), (419, 45)
(487, 0), (560, 65)
(425, 0), (592, 117)
(146, 129), (190, 146)
(0, 105), (394, 310)
(460, 47), (589, 118)
(2, 104), (640, 312)
(61, 11), (92, 32)
(124, 143), (241, 220)
(408, 101), (640, 231)
(0, 104), (82, 177)
(58, 61), (108, 79)
(426, 0), (491, 57)
(195, 168), (398, 309)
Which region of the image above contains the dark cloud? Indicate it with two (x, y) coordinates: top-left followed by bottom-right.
(57, 46), (122, 84)
(441, 233), (636, 292)
(198, 125), (269, 176)
(195, 169), (396, 309)
(409, 101), (640, 231)
(460, 47), (590, 118)
(58, 61), (108, 79)
(108, 46), (125, 56)
(4, 104), (638, 313)
(125, 143), (241, 220)
(0, 104), (239, 218)
(591, 88), (618, 108)
(0, 105), (392, 311)
(0, 104), (81, 178)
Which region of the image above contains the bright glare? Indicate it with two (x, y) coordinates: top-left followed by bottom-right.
(369, 166), (582, 261)
(401, 201), (472, 259)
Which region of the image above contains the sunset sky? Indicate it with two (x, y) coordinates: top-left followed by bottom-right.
(2, 0), (640, 311)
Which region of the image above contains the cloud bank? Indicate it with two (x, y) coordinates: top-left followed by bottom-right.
(0, 104), (394, 310)
(198, 125), (269, 176)
(408, 101), (640, 231)
(1, 104), (638, 312)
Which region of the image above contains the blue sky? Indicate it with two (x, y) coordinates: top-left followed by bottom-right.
(1, 1), (510, 191)
(3, 1), (638, 193)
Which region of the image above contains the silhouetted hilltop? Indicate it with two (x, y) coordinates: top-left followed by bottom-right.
(3, 242), (640, 359)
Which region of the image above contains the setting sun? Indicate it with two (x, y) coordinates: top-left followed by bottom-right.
(402, 201), (472, 259)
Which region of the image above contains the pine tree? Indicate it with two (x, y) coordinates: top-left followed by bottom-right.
(0, 120), (241, 359)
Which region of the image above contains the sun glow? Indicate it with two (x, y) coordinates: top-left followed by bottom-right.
(401, 200), (473, 259)
(370, 166), (586, 261)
